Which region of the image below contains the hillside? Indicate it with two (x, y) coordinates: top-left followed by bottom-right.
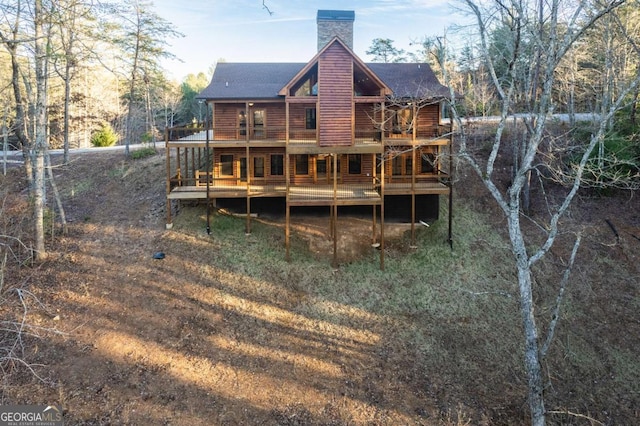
(0, 148), (638, 425)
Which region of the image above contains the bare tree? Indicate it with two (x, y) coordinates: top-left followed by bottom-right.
(444, 1), (639, 425)
(0, 0), (35, 185)
(50, 0), (96, 165)
(111, 0), (181, 156)
(159, 80), (181, 129)
(32, 0), (49, 260)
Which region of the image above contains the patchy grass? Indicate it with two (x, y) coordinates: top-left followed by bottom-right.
(168, 185), (639, 424)
(130, 146), (157, 160)
(170, 199), (527, 419)
(1, 148), (638, 425)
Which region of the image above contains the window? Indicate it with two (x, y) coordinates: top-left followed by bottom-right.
(421, 153), (435, 173)
(238, 110), (246, 136)
(252, 109), (265, 138)
(348, 154), (362, 174)
(254, 157), (265, 178)
(392, 108), (413, 135)
(293, 69), (318, 96)
(392, 156), (403, 175)
(305, 108), (316, 130)
(295, 155), (309, 175)
(220, 154), (234, 176)
(405, 156), (413, 175)
(316, 156), (327, 177)
(240, 158), (247, 181)
(270, 154), (284, 176)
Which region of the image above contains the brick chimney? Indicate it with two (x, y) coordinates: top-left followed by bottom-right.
(317, 10), (355, 51)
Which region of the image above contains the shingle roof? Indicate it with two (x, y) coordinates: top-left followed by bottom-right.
(368, 63), (451, 99)
(198, 61), (450, 100)
(197, 63), (305, 100)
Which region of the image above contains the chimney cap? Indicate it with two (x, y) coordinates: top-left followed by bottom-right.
(317, 10), (355, 21)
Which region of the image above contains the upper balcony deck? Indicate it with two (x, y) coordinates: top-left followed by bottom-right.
(165, 124), (451, 153)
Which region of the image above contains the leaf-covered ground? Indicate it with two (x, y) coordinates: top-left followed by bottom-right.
(1, 148), (638, 425)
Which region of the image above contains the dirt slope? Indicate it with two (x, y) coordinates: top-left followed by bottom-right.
(1, 149), (638, 425)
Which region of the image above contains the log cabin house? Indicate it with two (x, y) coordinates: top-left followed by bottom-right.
(165, 10), (453, 267)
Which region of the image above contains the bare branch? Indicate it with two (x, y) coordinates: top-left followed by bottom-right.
(540, 233), (581, 359)
(262, 1), (274, 16)
(528, 77), (640, 267)
(547, 409), (605, 425)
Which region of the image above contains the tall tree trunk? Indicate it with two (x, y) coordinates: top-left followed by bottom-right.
(8, 38), (34, 186)
(46, 152), (67, 234)
(33, 0), (48, 260)
(509, 208), (545, 426)
(2, 108), (7, 176)
(631, 65), (639, 125)
(63, 61), (72, 165)
(124, 5), (142, 157)
(33, 151), (46, 259)
(518, 262), (545, 426)
(125, 75), (136, 157)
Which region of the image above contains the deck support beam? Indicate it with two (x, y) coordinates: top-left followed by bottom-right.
(380, 141), (385, 271)
(448, 119), (454, 249)
(332, 153), (338, 268)
(165, 128), (173, 228)
(246, 142), (251, 234)
(372, 204), (377, 244)
(285, 101), (290, 261)
(411, 147), (416, 247)
(332, 204), (338, 268)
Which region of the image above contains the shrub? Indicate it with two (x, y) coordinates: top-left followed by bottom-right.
(130, 146), (156, 160)
(91, 122), (118, 147)
(141, 131), (154, 143)
(569, 128), (640, 190)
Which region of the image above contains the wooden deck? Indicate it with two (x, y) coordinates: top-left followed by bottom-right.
(383, 181), (450, 195)
(167, 181), (449, 203)
(167, 184), (286, 200)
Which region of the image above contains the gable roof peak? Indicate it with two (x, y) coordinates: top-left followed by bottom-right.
(278, 37), (391, 97)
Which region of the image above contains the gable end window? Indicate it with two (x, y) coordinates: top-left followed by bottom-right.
(293, 69), (318, 96)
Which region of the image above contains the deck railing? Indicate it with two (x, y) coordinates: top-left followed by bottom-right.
(166, 125), (451, 145)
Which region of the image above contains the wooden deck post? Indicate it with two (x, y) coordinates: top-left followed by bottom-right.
(205, 110), (211, 235)
(176, 147), (181, 184)
(285, 101), (290, 261)
(286, 202), (290, 261)
(380, 150), (385, 271)
(246, 138), (251, 234)
(372, 153), (377, 244)
(191, 148), (195, 183)
(372, 204), (377, 244)
(332, 153), (339, 268)
(448, 118), (454, 249)
(165, 128), (173, 229)
(183, 148), (188, 184)
(332, 204), (338, 268)
(411, 147), (416, 248)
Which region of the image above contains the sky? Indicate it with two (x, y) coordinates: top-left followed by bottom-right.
(153, 0), (470, 82)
